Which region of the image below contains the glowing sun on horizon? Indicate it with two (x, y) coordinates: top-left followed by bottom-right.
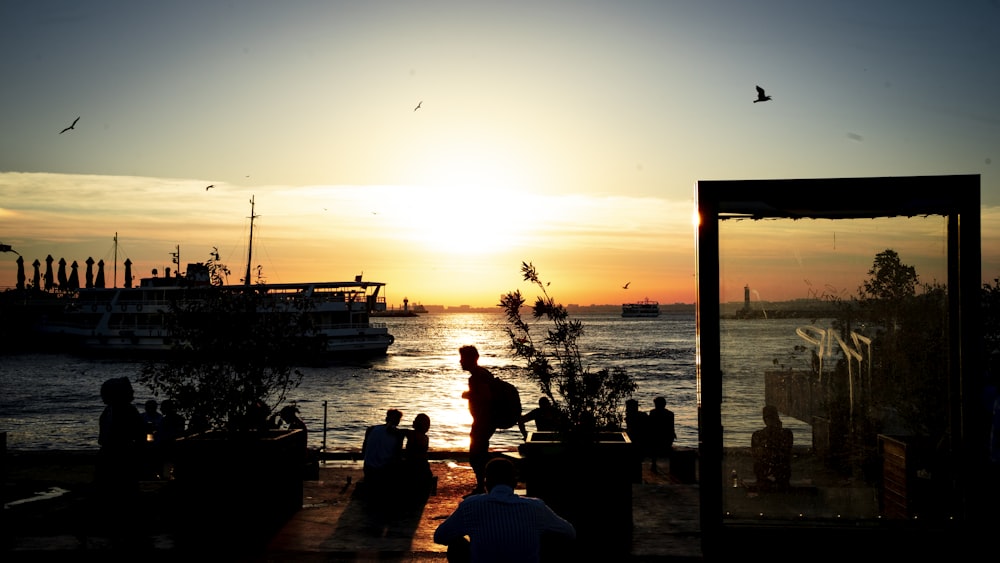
(398, 142), (539, 254)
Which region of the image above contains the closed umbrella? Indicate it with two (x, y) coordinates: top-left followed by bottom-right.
(16, 255), (25, 290)
(95, 259), (106, 288)
(124, 258), (132, 288)
(85, 257), (94, 288)
(32, 259), (41, 291)
(57, 258), (68, 290)
(68, 260), (80, 290)
(44, 255), (54, 291)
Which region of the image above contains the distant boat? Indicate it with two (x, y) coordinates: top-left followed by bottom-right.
(622, 298), (660, 318)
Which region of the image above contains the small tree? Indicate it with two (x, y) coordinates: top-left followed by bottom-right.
(499, 262), (636, 441)
(138, 280), (323, 433)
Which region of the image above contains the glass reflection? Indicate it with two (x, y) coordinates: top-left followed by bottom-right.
(719, 216), (953, 522)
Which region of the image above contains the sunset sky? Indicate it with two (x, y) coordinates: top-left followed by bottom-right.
(2, 1), (999, 307)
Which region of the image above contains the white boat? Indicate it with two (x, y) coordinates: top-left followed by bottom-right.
(15, 198), (395, 358)
(621, 298), (660, 318)
(39, 265), (394, 358)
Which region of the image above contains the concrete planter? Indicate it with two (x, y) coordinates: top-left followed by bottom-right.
(518, 431), (634, 556)
(170, 429), (306, 541)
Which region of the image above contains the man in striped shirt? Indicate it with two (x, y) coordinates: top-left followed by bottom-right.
(434, 457), (576, 562)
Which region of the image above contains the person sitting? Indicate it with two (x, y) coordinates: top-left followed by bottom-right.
(271, 404), (315, 478)
(517, 397), (563, 440)
(751, 405), (793, 491)
(434, 456), (576, 563)
(361, 408), (405, 497)
(271, 405), (307, 432)
(400, 413), (436, 502)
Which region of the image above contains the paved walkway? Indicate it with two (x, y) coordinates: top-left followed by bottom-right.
(260, 457), (702, 561)
(3, 451), (703, 561)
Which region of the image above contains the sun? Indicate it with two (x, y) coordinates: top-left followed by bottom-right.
(398, 140), (539, 255)
(401, 185), (517, 254)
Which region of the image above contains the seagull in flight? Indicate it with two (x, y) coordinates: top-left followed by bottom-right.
(59, 116), (80, 134)
(414, 101), (422, 111)
(205, 184), (215, 191)
(753, 85), (772, 103)
(622, 282), (631, 289)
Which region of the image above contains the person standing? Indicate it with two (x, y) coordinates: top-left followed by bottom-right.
(95, 377), (146, 542)
(460, 345), (494, 495)
(648, 396), (676, 474)
(434, 456), (576, 563)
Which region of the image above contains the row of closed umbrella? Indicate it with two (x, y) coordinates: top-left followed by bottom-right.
(13, 255), (132, 291)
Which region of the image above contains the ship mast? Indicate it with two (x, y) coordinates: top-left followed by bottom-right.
(244, 196), (257, 286)
(113, 232), (118, 288)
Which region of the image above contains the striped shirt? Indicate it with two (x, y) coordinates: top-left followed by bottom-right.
(434, 484), (576, 563)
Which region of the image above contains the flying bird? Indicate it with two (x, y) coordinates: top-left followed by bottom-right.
(414, 101), (422, 111)
(753, 85), (772, 103)
(59, 116), (80, 134)
(205, 184), (215, 191)
(622, 282), (631, 289)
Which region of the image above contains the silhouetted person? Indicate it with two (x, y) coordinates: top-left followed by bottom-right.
(460, 345), (495, 495)
(751, 405), (793, 491)
(648, 396), (676, 473)
(271, 405), (307, 432)
(361, 408), (405, 497)
(517, 396), (563, 440)
(159, 399), (186, 442)
(625, 398), (650, 482)
(95, 377), (146, 542)
(271, 404), (312, 478)
(401, 413), (435, 502)
(434, 456), (576, 563)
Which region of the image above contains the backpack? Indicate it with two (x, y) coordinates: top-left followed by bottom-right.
(489, 377), (522, 430)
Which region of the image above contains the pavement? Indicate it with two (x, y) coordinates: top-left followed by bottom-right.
(2, 450), (703, 561)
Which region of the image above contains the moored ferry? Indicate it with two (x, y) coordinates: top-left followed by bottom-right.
(2, 198), (394, 358)
(32, 263), (394, 358)
(622, 298), (660, 318)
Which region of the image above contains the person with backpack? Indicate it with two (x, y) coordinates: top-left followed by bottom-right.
(459, 345), (502, 495)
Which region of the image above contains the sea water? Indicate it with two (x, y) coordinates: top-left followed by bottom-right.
(0, 312), (817, 452)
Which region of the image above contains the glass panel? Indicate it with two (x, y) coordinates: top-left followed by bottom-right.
(718, 215), (953, 523)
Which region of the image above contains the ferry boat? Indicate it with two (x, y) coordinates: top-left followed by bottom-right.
(37, 265), (394, 357)
(3, 199), (395, 358)
(621, 298), (660, 318)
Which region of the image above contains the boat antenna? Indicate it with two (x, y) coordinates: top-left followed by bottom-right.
(244, 196), (257, 286)
(113, 232), (118, 288)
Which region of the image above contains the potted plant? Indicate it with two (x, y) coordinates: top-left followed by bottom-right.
(499, 262), (637, 554)
(137, 256), (322, 542)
